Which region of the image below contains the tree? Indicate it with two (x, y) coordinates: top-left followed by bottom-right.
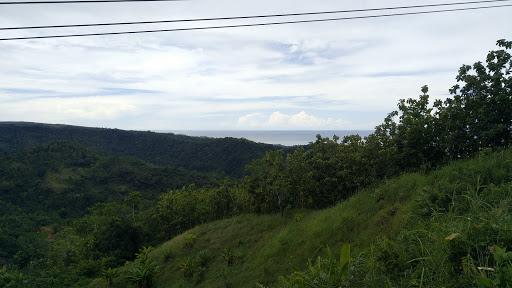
(286, 147), (315, 208)
(394, 85), (443, 169)
(306, 135), (344, 207)
(365, 111), (400, 179)
(438, 39), (512, 159)
(245, 150), (290, 214)
(92, 217), (142, 264)
(125, 192), (142, 222)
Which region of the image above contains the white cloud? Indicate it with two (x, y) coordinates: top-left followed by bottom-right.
(0, 96), (138, 124)
(237, 113), (264, 127)
(0, 1), (511, 129)
(237, 111), (348, 130)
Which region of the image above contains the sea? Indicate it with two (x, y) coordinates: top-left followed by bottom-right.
(166, 130), (372, 146)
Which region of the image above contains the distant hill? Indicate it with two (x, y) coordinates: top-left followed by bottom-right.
(0, 141), (218, 263)
(0, 142), (215, 218)
(0, 122), (277, 177)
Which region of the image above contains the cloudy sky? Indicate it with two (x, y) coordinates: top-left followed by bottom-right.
(0, 0), (511, 130)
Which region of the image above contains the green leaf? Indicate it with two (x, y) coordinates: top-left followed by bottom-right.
(444, 233), (460, 241)
(477, 276), (494, 288)
(339, 244), (350, 270)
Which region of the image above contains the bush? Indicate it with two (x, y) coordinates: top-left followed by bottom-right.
(463, 246), (512, 288)
(182, 233), (197, 250)
(275, 244), (352, 288)
(179, 250), (212, 282)
(100, 268), (118, 288)
(162, 248), (174, 263)
(126, 247), (159, 288)
(221, 248), (239, 267)
(0, 266), (25, 288)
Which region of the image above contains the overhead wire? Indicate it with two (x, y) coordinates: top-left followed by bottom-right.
(1, 2), (511, 41)
(0, 0), (185, 5)
(1, 0), (511, 31)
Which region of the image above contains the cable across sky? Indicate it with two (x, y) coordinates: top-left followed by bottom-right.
(1, 0), (511, 31)
(0, 0), (185, 5)
(1, 2), (511, 41)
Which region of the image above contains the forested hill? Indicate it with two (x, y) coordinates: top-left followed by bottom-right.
(0, 142), (215, 218)
(1, 39), (510, 288)
(0, 122), (276, 177)
(0, 141), (219, 269)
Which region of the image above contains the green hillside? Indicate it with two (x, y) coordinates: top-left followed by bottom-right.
(2, 39), (510, 288)
(0, 142), (215, 216)
(0, 142), (216, 268)
(100, 148), (512, 287)
(0, 122), (277, 177)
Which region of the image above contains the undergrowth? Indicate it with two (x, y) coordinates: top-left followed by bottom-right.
(94, 149), (512, 287)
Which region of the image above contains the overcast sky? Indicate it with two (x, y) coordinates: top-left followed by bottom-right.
(0, 0), (511, 130)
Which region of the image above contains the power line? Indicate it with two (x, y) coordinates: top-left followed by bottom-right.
(0, 0), (185, 4)
(1, 4), (510, 41)
(1, 0), (511, 30)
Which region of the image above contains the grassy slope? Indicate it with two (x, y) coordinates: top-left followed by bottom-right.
(100, 149), (512, 288)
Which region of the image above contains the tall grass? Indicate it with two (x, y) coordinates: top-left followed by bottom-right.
(98, 149), (512, 288)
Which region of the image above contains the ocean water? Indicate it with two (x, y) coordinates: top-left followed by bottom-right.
(168, 130), (372, 146)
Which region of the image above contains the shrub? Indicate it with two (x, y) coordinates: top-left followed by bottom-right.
(196, 250), (212, 267)
(179, 250), (211, 282)
(221, 248), (238, 267)
(126, 247), (159, 288)
(162, 248), (174, 263)
(182, 233), (197, 250)
(466, 246), (512, 288)
(276, 244), (352, 288)
(0, 266), (25, 288)
(179, 257), (195, 279)
(100, 268), (118, 288)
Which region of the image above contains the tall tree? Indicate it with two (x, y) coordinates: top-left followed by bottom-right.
(438, 39), (512, 158)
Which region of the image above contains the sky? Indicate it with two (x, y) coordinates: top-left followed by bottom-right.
(0, 0), (511, 131)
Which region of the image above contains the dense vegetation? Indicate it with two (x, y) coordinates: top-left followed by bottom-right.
(244, 39), (512, 213)
(0, 143), (219, 285)
(84, 148), (512, 288)
(0, 122), (276, 177)
(0, 39), (510, 287)
(0, 142), (215, 217)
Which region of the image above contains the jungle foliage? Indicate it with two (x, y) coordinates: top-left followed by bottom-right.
(1, 39), (511, 287)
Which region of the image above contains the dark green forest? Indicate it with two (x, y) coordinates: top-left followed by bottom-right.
(1, 39), (511, 287)
(0, 123), (277, 177)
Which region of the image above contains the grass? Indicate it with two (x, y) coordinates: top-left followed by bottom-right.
(101, 174), (422, 288)
(97, 148), (512, 288)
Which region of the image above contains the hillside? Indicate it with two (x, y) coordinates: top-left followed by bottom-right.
(2, 40), (510, 288)
(0, 142), (216, 215)
(0, 122), (277, 177)
(100, 148), (512, 287)
(0, 142), (216, 266)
